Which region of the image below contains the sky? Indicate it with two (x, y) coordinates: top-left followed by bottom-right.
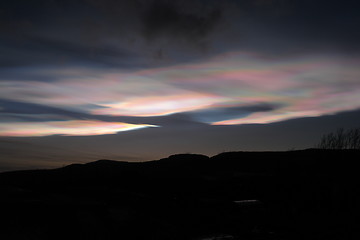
(1, 0), (360, 171)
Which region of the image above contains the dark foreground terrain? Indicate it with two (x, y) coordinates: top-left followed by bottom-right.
(1, 149), (359, 240)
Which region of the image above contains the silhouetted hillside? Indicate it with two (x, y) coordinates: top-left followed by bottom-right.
(0, 149), (359, 240)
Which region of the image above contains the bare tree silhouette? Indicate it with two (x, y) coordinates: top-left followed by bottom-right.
(317, 128), (360, 149)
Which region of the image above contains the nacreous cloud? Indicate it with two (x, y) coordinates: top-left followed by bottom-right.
(0, 120), (156, 137)
(93, 93), (226, 117)
(0, 51), (359, 137)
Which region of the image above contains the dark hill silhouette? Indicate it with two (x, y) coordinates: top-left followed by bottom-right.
(0, 149), (359, 240)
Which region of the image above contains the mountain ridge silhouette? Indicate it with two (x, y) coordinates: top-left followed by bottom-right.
(0, 149), (359, 240)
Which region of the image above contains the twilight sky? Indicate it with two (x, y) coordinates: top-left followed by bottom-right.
(1, 0), (360, 171)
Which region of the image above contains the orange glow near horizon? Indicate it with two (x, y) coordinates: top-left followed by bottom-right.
(0, 120), (157, 137)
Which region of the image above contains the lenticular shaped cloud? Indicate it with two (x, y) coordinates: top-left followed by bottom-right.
(92, 93), (226, 117)
(188, 103), (281, 124)
(0, 120), (156, 137)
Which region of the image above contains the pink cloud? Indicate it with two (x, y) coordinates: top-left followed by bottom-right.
(92, 92), (227, 117)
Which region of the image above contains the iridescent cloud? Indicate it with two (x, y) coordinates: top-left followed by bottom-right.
(0, 120), (156, 137)
(0, 51), (359, 137)
(93, 93), (226, 117)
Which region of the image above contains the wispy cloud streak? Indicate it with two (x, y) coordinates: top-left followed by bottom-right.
(0, 120), (156, 137)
